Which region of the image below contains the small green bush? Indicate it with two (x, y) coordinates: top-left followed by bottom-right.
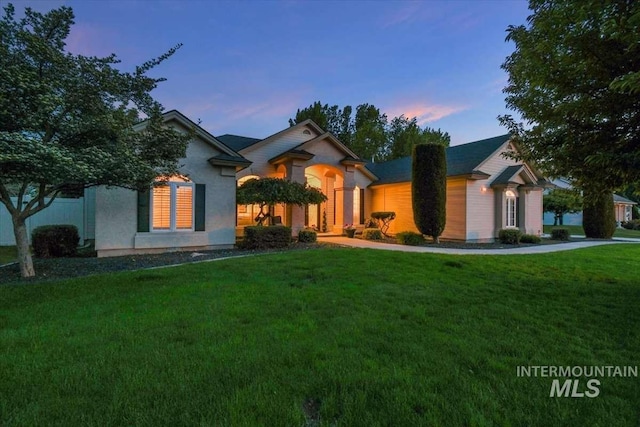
(242, 226), (291, 249)
(622, 219), (640, 230)
(498, 228), (522, 244)
(362, 228), (383, 240)
(32, 225), (80, 258)
(298, 229), (317, 243)
(520, 234), (541, 244)
(396, 231), (425, 246)
(550, 228), (570, 241)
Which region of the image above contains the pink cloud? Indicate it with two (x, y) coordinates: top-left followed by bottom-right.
(386, 102), (468, 125)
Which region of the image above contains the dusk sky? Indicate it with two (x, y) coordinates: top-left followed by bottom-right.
(10, 0), (531, 145)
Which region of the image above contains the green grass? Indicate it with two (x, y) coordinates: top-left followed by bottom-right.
(2, 246), (639, 426)
(0, 246), (17, 264)
(544, 224), (640, 238)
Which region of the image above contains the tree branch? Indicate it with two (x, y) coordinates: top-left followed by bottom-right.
(0, 182), (17, 215)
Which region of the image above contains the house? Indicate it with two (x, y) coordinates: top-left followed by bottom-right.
(90, 111), (549, 257)
(366, 135), (550, 241)
(542, 178), (637, 227)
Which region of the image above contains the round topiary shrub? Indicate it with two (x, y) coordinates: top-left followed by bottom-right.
(550, 228), (570, 241)
(396, 231), (425, 246)
(520, 234), (541, 244)
(32, 225), (80, 258)
(362, 228), (383, 240)
(298, 229), (317, 243)
(498, 228), (522, 244)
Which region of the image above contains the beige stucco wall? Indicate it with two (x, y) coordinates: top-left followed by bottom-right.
(95, 134), (237, 257)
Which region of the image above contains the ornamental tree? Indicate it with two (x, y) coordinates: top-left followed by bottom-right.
(412, 144), (446, 243)
(499, 0), (640, 238)
(236, 178), (327, 226)
(543, 188), (582, 225)
(0, 4), (189, 277)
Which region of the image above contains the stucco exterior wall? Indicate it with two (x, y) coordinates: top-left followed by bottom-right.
(95, 134), (237, 257)
(523, 189), (543, 235)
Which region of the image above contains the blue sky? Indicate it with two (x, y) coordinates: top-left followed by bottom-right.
(10, 0), (530, 145)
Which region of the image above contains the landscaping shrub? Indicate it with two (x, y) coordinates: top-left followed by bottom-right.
(32, 225), (80, 258)
(622, 219), (640, 230)
(412, 144), (446, 242)
(298, 229), (317, 243)
(550, 228), (570, 241)
(242, 226), (291, 249)
(583, 192), (616, 238)
(396, 231), (425, 246)
(362, 228), (383, 240)
(498, 228), (522, 244)
(520, 234), (541, 244)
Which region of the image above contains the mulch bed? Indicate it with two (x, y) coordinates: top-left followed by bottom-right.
(0, 243), (333, 285)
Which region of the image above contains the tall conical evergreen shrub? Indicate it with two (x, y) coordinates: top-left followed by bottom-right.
(412, 144), (446, 243)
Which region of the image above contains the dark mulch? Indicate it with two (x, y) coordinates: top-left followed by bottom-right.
(0, 243), (333, 285)
(349, 235), (583, 249)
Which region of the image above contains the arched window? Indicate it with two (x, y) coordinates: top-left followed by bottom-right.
(237, 175), (261, 226)
(505, 189), (517, 228)
(152, 175), (193, 231)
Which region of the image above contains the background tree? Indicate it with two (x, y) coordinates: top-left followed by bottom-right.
(289, 102), (449, 162)
(499, 0), (640, 239)
(388, 115), (450, 160)
(0, 4), (189, 277)
(412, 144), (446, 243)
(543, 188), (582, 225)
(236, 178), (327, 225)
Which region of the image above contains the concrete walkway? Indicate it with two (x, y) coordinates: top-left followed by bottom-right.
(318, 236), (640, 255)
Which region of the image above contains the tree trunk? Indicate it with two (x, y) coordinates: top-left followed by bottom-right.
(553, 215), (558, 226)
(12, 215), (35, 278)
(559, 215), (564, 226)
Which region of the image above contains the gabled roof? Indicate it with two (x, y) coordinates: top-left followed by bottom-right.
(490, 165), (524, 187)
(614, 194), (637, 205)
(146, 110), (247, 159)
(216, 134), (262, 152)
(228, 119), (326, 154)
(367, 134), (512, 186)
(293, 132), (361, 161)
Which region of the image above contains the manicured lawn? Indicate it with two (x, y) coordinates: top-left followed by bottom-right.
(0, 246), (17, 265)
(544, 224), (640, 238)
(1, 246), (639, 425)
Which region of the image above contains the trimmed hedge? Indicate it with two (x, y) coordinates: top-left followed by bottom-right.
(242, 226), (291, 249)
(362, 228), (383, 240)
(298, 229), (317, 243)
(32, 225), (80, 258)
(622, 219), (640, 230)
(498, 228), (522, 244)
(520, 234), (541, 244)
(550, 228), (570, 241)
(396, 231), (425, 246)
(412, 144), (446, 241)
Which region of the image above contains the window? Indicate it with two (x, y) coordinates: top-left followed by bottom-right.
(152, 176), (194, 231)
(505, 190), (517, 228)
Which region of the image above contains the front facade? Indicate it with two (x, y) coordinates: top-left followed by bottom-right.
(367, 135), (548, 242)
(92, 112), (549, 256)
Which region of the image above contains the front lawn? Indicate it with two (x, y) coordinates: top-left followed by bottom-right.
(544, 224), (640, 238)
(1, 246), (639, 425)
(0, 246), (16, 265)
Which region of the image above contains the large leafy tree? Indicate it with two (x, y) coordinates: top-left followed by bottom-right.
(236, 178), (327, 226)
(543, 188), (583, 225)
(499, 0), (640, 238)
(289, 101), (353, 146)
(0, 4), (189, 277)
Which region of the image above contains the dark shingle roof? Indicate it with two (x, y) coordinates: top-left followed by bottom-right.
(490, 165), (523, 186)
(216, 134), (262, 151)
(367, 134), (511, 186)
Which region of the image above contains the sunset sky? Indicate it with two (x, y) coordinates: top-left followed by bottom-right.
(9, 0), (531, 145)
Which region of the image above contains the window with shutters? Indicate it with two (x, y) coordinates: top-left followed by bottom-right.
(152, 176), (194, 231)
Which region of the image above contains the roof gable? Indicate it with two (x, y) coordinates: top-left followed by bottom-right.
(232, 119), (325, 154)
(367, 134), (512, 186)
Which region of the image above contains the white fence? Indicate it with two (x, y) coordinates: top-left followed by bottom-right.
(0, 197), (85, 245)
